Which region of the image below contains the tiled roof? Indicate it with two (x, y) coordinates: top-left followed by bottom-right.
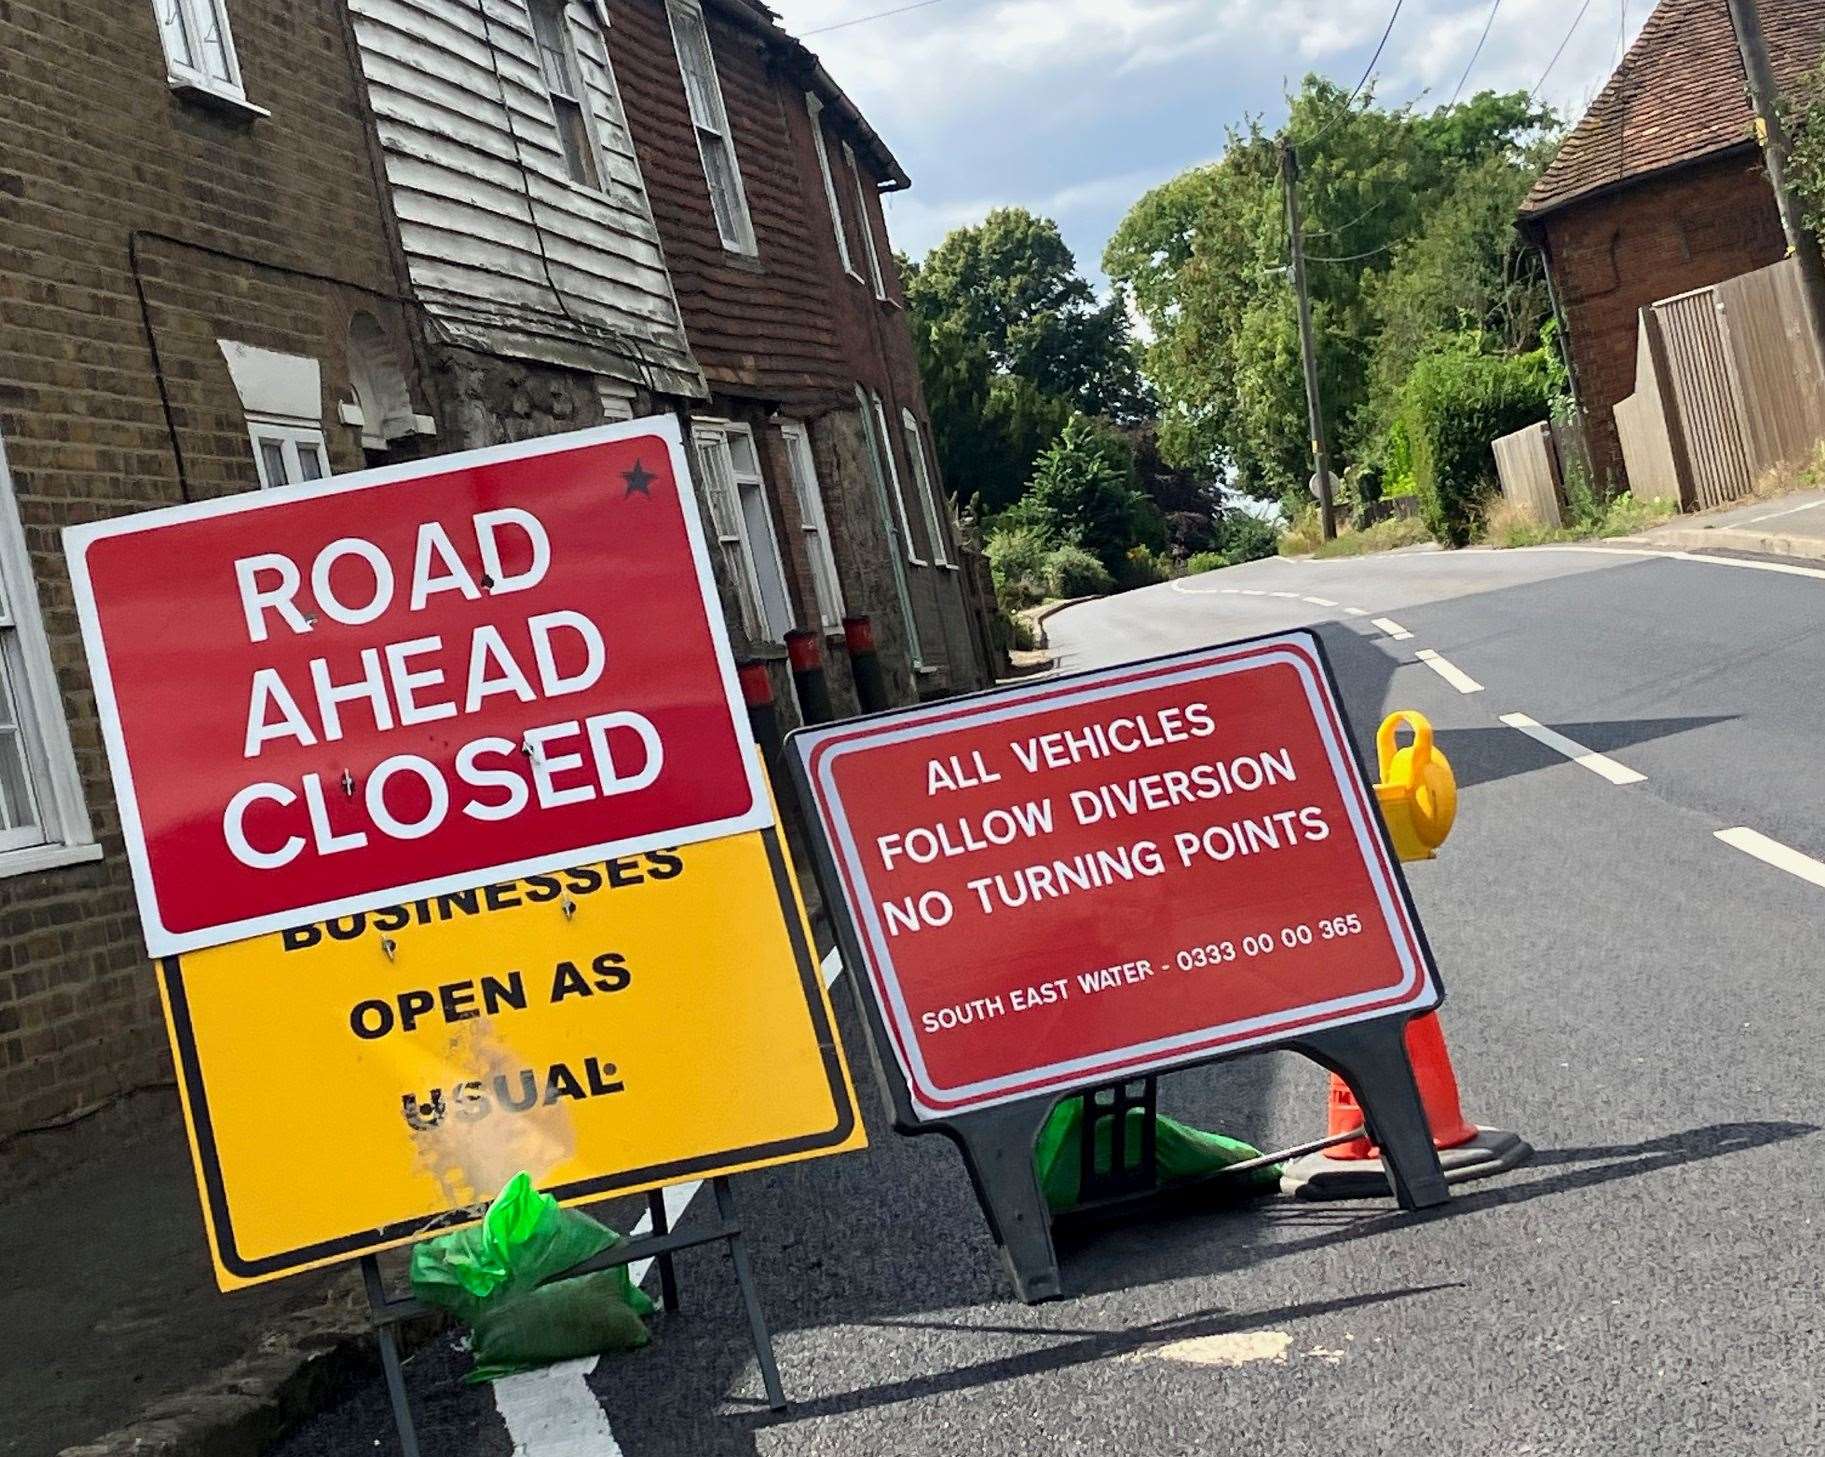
(1520, 0), (1825, 219)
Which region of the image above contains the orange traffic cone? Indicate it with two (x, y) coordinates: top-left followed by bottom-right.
(1280, 1012), (1530, 1200)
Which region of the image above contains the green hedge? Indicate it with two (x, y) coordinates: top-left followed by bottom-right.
(1399, 342), (1553, 547)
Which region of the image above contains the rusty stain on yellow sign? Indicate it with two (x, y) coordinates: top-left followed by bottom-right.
(160, 822), (864, 1290)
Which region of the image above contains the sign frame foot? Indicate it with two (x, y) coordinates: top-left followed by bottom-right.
(1286, 1015), (1450, 1210)
(949, 1099), (1066, 1303)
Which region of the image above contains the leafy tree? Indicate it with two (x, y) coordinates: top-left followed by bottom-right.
(1016, 415), (1153, 570)
(906, 209), (1153, 422)
(1105, 78), (1557, 503)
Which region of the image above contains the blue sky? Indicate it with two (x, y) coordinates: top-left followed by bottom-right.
(767, 0), (1652, 284)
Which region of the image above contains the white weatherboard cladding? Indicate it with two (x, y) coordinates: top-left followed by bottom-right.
(350, 0), (704, 397)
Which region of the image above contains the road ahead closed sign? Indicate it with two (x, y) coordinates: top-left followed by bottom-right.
(794, 633), (1439, 1122)
(66, 421), (769, 955)
(162, 820), (863, 1289)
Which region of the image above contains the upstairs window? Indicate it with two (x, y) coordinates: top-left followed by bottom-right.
(153, 0), (247, 104)
(667, 1), (756, 255)
(845, 142), (887, 300)
(779, 421), (845, 632)
(807, 95), (857, 280)
(693, 421), (792, 641)
(902, 410), (953, 568)
(529, 0), (603, 191)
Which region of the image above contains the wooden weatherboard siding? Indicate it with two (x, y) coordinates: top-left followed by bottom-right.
(349, 0), (703, 397)
(606, 0), (851, 408)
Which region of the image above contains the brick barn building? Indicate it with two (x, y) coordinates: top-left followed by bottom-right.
(1518, 0), (1825, 494)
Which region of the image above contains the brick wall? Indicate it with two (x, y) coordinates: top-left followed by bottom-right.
(1536, 151), (1786, 490)
(0, 0), (429, 1139)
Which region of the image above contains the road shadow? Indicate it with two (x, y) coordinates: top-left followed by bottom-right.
(1436, 717), (1737, 791)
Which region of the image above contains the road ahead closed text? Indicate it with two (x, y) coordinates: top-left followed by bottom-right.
(797, 635), (1439, 1119)
(66, 424), (769, 954)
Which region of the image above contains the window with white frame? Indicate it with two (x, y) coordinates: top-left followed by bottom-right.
(901, 410), (953, 568)
(855, 386), (924, 668)
(0, 435), (96, 874)
(844, 142), (887, 300)
(692, 421), (792, 641)
(806, 95), (857, 280)
(249, 421), (329, 489)
(866, 390), (923, 566)
(529, 0), (604, 191)
(667, 1), (756, 255)
(778, 421), (844, 632)
(152, 0), (247, 104)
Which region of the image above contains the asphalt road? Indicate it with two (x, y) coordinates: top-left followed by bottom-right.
(276, 542), (1825, 1457)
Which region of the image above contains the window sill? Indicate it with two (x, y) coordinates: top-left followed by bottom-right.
(721, 248), (765, 273)
(906, 555), (930, 568)
(0, 841), (103, 880)
(169, 78), (269, 121)
(880, 296), (904, 312)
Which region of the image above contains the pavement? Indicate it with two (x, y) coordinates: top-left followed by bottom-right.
(247, 539), (1825, 1457)
(1633, 487), (1825, 560)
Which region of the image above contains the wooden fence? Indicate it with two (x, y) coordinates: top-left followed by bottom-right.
(1615, 258), (1825, 510)
(1491, 422), (1563, 526)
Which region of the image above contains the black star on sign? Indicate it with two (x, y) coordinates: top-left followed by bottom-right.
(623, 460), (657, 498)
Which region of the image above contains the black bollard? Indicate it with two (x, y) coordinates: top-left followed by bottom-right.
(786, 629), (834, 726)
(843, 615), (890, 714)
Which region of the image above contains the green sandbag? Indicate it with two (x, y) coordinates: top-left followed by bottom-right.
(1033, 1097), (1282, 1213)
(410, 1172), (655, 1382)
(470, 1270), (650, 1382)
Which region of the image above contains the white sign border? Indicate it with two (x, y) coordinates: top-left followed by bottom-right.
(799, 634), (1440, 1122)
(65, 417), (772, 958)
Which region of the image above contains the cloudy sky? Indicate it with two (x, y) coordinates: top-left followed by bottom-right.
(767, 0), (1651, 282)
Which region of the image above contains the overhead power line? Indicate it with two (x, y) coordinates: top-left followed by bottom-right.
(1450, 0), (1503, 106)
(800, 0), (956, 36)
(1530, 0), (1596, 101)
(1302, 0), (1406, 146)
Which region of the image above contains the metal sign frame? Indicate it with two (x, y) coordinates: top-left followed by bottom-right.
(789, 630), (1451, 1301)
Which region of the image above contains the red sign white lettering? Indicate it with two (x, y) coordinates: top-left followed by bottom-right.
(67, 421), (768, 955)
(795, 635), (1438, 1121)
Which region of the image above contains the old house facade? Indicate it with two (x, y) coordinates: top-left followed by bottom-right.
(0, 0), (987, 1146)
(0, 0), (439, 1141)
(1518, 0), (1825, 491)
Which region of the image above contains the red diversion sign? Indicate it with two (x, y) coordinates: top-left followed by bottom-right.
(794, 634), (1438, 1121)
(66, 421), (769, 956)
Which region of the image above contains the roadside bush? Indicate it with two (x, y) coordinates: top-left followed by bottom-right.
(1399, 339), (1553, 547)
(1115, 544), (1173, 591)
(1043, 543), (1115, 598)
(1182, 550), (1231, 575)
(1278, 503), (1324, 556)
(1214, 511), (1279, 564)
(985, 524), (1052, 608)
(1022, 416), (1153, 571)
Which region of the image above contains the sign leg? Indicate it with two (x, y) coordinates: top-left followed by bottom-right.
(710, 1177), (787, 1412)
(645, 1187), (682, 1313)
(360, 1257), (421, 1457)
(951, 1100), (1064, 1303)
(1291, 1018), (1449, 1209)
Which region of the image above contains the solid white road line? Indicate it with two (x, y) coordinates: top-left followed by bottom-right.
(1499, 713), (1646, 785)
(1713, 828), (1825, 891)
(1414, 649), (1483, 694)
(493, 947), (848, 1452)
(1517, 544), (1825, 581)
(1303, 596), (1338, 607)
(1371, 617), (1413, 641)
(1743, 498), (1825, 525)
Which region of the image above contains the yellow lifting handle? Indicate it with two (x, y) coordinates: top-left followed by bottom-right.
(1373, 710), (1457, 862)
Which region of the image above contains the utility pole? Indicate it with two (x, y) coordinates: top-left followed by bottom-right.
(1727, 0), (1825, 367)
(1280, 141), (1336, 541)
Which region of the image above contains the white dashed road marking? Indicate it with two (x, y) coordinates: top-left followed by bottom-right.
(1713, 828), (1825, 891)
(493, 948), (847, 1453)
(1303, 596), (1338, 607)
(1345, 607), (1368, 616)
(1414, 649), (1483, 694)
(1371, 617), (1413, 641)
(1499, 713), (1646, 785)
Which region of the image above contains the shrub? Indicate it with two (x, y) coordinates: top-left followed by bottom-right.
(1214, 511), (1279, 564)
(1399, 340), (1554, 547)
(1183, 550), (1231, 575)
(1022, 415), (1152, 571)
(1043, 543), (1115, 598)
(985, 524), (1052, 608)
(1311, 516), (1435, 558)
(1278, 503), (1325, 556)
(1115, 544), (1172, 591)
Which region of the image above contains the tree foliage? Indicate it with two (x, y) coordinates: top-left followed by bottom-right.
(1104, 79), (1557, 502)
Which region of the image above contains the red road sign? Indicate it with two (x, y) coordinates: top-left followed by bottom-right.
(794, 634), (1438, 1121)
(67, 421), (769, 956)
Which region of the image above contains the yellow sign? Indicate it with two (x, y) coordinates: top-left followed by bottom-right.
(160, 822), (864, 1290)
